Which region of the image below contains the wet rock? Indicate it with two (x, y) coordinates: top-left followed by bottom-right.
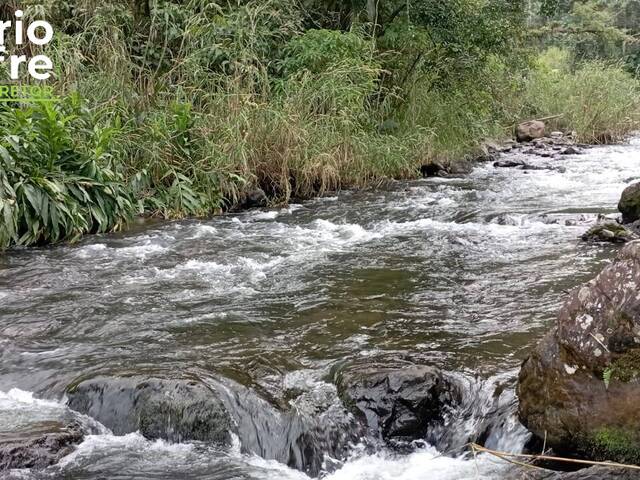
(421, 162), (447, 178)
(335, 364), (461, 445)
(581, 222), (638, 243)
(506, 466), (640, 479)
(561, 146), (582, 155)
(516, 121), (546, 143)
(619, 182), (640, 224)
(518, 241), (640, 464)
(222, 377), (362, 477)
(244, 188), (268, 208)
(627, 220), (640, 236)
(0, 421), (84, 471)
(493, 213), (521, 226)
(66, 377), (232, 444)
(447, 160), (473, 175)
(494, 159), (525, 168)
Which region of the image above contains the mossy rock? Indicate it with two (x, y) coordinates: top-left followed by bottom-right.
(581, 222), (637, 243)
(619, 183), (640, 224)
(605, 349), (640, 383)
(590, 427), (640, 464)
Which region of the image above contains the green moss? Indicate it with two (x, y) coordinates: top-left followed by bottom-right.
(608, 349), (640, 383)
(592, 427), (640, 464)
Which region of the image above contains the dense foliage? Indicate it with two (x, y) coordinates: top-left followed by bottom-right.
(0, 0), (638, 247)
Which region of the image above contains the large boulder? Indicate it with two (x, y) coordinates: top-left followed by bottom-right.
(66, 377), (232, 444)
(518, 241), (640, 464)
(516, 121), (546, 143)
(0, 421), (84, 471)
(335, 364), (461, 446)
(619, 183), (640, 224)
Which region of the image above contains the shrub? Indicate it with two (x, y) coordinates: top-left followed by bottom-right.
(0, 97), (134, 248)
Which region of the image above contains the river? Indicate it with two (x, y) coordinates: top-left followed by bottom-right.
(1, 139), (639, 479)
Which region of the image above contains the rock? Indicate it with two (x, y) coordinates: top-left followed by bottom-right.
(505, 466), (640, 479)
(581, 222), (638, 243)
(493, 214), (521, 226)
(421, 162), (447, 178)
(0, 421), (84, 471)
(494, 159), (525, 168)
(244, 188), (268, 209)
(627, 220), (640, 236)
(550, 131), (564, 139)
(223, 379), (362, 477)
(66, 377), (232, 444)
(518, 241), (640, 464)
(335, 365), (461, 445)
(474, 152), (499, 163)
(561, 146), (582, 155)
(619, 183), (640, 224)
(516, 121), (546, 143)
(447, 160), (473, 175)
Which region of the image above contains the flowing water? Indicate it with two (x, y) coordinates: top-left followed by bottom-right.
(1, 140), (640, 479)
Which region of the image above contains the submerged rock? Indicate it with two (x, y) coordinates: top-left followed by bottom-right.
(581, 222), (638, 243)
(0, 421), (84, 471)
(516, 121), (546, 143)
(66, 377), (232, 444)
(518, 241), (640, 464)
(619, 182), (640, 224)
(335, 364), (461, 446)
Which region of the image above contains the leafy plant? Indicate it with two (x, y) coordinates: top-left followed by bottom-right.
(0, 97), (134, 249)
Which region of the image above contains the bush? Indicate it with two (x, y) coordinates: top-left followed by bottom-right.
(0, 97), (135, 249)
(525, 52), (640, 143)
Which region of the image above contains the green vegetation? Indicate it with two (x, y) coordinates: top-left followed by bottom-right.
(0, 0), (639, 248)
(592, 427), (640, 464)
(603, 348), (640, 386)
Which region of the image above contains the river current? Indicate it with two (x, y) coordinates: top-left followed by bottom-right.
(1, 139), (640, 479)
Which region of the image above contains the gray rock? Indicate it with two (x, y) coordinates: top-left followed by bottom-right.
(335, 365), (461, 445)
(619, 183), (640, 224)
(518, 241), (640, 464)
(0, 421), (84, 471)
(561, 146), (582, 155)
(516, 121), (546, 143)
(494, 159), (525, 168)
(66, 377), (232, 444)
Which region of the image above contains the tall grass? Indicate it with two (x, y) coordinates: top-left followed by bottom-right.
(524, 49), (640, 143)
